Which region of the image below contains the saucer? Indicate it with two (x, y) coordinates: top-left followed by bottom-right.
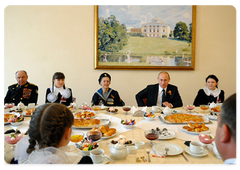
(94, 154), (110, 164)
(185, 147), (208, 157)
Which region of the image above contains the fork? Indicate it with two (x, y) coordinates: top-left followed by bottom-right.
(165, 147), (169, 156)
(146, 149), (151, 162)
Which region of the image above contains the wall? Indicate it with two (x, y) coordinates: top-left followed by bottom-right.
(4, 5), (236, 107)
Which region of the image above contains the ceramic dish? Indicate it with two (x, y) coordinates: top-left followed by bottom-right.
(101, 132), (118, 139)
(94, 154), (111, 164)
(109, 138), (136, 146)
(185, 147), (208, 157)
(181, 127), (211, 135)
(153, 143), (183, 156)
(158, 130), (176, 140)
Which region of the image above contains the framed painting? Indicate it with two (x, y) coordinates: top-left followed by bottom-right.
(94, 5), (196, 70)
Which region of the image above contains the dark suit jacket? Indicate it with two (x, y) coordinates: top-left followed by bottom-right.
(135, 83), (183, 108)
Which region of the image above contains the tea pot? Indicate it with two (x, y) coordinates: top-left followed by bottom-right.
(17, 102), (25, 111)
(212, 141), (222, 159)
(163, 106), (171, 115)
(209, 102), (217, 109)
(2, 144), (13, 165)
(108, 142), (128, 160)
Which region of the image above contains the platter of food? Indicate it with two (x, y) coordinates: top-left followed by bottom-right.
(90, 125), (117, 139)
(109, 135), (136, 146)
(158, 128), (176, 140)
(158, 114), (210, 124)
(4, 113), (15, 124)
(181, 123), (210, 135)
(22, 108), (35, 117)
(207, 112), (219, 120)
(73, 110), (96, 119)
(72, 118), (110, 129)
(106, 107), (118, 114)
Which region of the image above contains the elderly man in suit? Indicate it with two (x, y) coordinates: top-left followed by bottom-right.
(215, 93), (236, 164)
(135, 71), (183, 108)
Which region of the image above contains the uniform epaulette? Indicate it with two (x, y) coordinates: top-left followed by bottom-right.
(29, 83), (38, 87)
(9, 83), (18, 87)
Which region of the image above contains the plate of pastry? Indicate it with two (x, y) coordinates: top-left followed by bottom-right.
(72, 118), (110, 129)
(181, 123), (210, 135)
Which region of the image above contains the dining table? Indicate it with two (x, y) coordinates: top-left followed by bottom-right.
(4, 106), (223, 164)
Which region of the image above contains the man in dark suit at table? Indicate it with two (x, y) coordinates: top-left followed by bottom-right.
(215, 93), (236, 164)
(4, 70), (38, 106)
(135, 71), (183, 108)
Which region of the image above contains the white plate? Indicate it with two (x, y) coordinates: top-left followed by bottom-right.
(72, 119), (110, 129)
(153, 143), (183, 156)
(207, 113), (218, 120)
(158, 130), (176, 140)
(171, 109), (183, 114)
(101, 132), (118, 139)
(181, 127), (211, 135)
(94, 154), (110, 164)
(108, 138), (136, 146)
(185, 147), (208, 157)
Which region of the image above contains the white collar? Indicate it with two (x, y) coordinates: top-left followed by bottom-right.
(203, 87), (221, 98)
(158, 85), (166, 93)
(224, 158), (236, 164)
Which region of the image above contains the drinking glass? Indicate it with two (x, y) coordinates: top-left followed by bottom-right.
(200, 105), (209, 114)
(92, 105), (101, 114)
(144, 129), (159, 147)
(122, 106), (131, 115)
(86, 130), (102, 142)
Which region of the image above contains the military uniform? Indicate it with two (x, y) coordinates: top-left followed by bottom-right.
(4, 82), (38, 106)
(92, 88), (125, 106)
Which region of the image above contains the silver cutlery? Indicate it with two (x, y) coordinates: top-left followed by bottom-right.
(164, 147), (169, 156)
(146, 149), (151, 162)
(181, 153), (189, 162)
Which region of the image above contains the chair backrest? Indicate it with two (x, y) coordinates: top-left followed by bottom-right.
(143, 98), (147, 106)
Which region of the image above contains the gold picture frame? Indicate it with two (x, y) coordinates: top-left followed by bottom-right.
(94, 5), (196, 70)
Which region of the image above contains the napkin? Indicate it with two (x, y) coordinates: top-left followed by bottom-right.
(150, 149), (165, 157)
(132, 106), (144, 117)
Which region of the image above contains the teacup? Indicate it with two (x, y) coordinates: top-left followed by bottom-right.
(152, 106), (159, 112)
(190, 141), (203, 154)
(28, 103), (35, 109)
(90, 149), (105, 163)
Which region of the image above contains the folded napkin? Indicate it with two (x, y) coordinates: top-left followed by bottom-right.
(132, 106), (144, 117)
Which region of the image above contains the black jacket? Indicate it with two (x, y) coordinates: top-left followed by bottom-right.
(4, 82), (38, 106)
(136, 83), (183, 108)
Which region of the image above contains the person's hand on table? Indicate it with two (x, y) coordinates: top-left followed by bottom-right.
(162, 102), (173, 108)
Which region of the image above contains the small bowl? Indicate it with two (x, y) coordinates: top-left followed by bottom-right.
(5, 133), (24, 144)
(143, 112), (155, 121)
(186, 105), (195, 110)
(10, 122), (23, 126)
(76, 143), (100, 156)
(135, 141), (145, 149)
(122, 124), (135, 129)
(5, 103), (15, 108)
(127, 146), (137, 154)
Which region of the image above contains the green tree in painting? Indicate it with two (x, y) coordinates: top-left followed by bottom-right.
(98, 15), (128, 52)
(173, 21), (189, 41)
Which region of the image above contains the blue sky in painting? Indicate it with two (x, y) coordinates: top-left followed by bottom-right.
(99, 5), (193, 30)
